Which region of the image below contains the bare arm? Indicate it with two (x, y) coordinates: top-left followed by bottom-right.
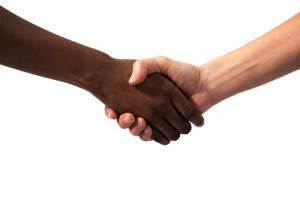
(201, 12), (300, 108)
(0, 6), (110, 89)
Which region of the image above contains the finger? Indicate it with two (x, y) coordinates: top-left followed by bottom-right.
(105, 106), (118, 120)
(171, 89), (204, 127)
(117, 113), (136, 129)
(129, 117), (146, 136)
(139, 126), (152, 141)
(151, 127), (170, 145)
(153, 119), (180, 141)
(129, 56), (171, 85)
(128, 61), (149, 85)
(165, 104), (192, 134)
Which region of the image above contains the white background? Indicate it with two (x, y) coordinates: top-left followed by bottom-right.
(0, 0), (300, 199)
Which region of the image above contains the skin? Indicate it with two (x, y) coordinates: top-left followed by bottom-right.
(106, 12), (300, 141)
(0, 6), (204, 145)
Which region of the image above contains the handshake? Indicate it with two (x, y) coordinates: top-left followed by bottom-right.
(98, 56), (208, 145)
(1, 6), (299, 145)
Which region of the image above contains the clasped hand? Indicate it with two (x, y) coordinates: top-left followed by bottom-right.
(102, 57), (209, 144)
(89, 58), (204, 145)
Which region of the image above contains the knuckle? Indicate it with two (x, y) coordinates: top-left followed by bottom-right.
(164, 82), (175, 92)
(155, 99), (164, 107)
(154, 98), (168, 109)
(170, 90), (183, 102)
(155, 55), (170, 66)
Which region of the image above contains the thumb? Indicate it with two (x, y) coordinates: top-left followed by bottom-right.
(128, 56), (170, 85)
(128, 61), (148, 85)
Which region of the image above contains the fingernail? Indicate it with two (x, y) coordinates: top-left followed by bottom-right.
(124, 115), (133, 125)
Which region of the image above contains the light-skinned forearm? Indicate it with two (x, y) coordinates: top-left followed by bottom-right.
(201, 12), (300, 108)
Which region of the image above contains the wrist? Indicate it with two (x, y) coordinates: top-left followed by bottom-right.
(66, 47), (114, 91)
(194, 64), (217, 113)
(199, 50), (254, 109)
(199, 56), (233, 109)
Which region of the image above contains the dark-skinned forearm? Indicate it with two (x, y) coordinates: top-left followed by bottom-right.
(0, 6), (112, 90)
